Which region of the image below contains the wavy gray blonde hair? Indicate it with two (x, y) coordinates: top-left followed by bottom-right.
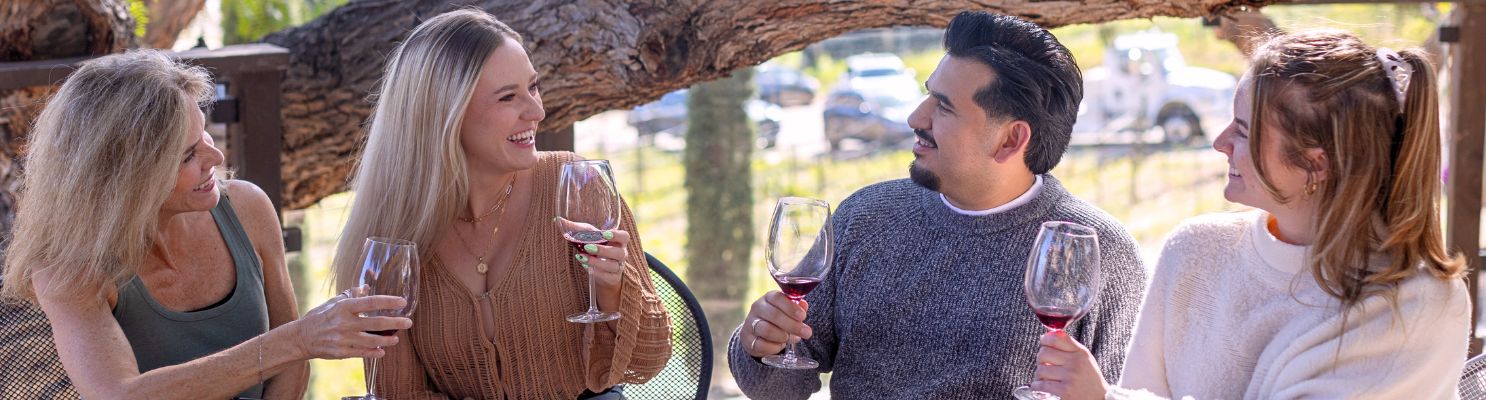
(331, 9), (521, 290)
(3, 50), (212, 301)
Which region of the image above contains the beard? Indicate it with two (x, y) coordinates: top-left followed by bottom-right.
(909, 160), (941, 192)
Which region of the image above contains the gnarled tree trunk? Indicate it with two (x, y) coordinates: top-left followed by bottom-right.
(261, 0), (1287, 209)
(0, 0), (134, 239)
(682, 68), (755, 391)
(143, 0), (208, 49)
(1215, 7), (1278, 58)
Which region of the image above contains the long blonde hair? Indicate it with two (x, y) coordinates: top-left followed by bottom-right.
(331, 9), (521, 290)
(2, 50), (212, 301)
(1247, 30), (1464, 306)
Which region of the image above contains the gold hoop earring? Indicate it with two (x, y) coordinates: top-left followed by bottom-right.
(1305, 182), (1319, 196)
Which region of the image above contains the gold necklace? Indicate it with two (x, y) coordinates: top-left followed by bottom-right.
(457, 175), (516, 223)
(452, 177), (518, 274)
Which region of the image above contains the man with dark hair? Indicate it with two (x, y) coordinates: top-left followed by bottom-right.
(727, 11), (1147, 398)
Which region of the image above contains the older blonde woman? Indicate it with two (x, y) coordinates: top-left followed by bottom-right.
(1, 50), (411, 400)
(331, 9), (671, 399)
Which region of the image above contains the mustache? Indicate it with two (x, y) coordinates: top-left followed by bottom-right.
(914, 129), (936, 145)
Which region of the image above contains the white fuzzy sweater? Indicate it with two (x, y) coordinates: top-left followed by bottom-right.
(1111, 211), (1470, 400)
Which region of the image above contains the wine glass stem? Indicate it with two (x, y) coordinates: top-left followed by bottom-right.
(366, 355), (381, 398)
(782, 298), (803, 361)
(586, 268), (600, 313)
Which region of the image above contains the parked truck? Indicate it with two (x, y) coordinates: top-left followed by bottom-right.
(1075, 30), (1237, 145)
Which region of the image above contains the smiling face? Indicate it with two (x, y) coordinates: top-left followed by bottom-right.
(905, 54), (1006, 192)
(458, 36), (545, 174)
(160, 107), (223, 214)
(1212, 74), (1317, 213)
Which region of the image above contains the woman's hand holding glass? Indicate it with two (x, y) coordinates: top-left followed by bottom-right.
(285, 290), (413, 360)
(560, 218), (632, 313)
(556, 159), (625, 323)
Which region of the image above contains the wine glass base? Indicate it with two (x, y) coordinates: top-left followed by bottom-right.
(761, 354), (819, 369)
(1011, 386), (1060, 400)
(567, 310), (621, 323)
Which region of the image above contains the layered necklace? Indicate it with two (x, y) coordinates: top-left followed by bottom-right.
(453, 174), (516, 274)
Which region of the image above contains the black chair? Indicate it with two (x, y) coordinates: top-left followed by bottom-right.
(621, 253), (712, 400)
(0, 285), (80, 399)
(1463, 353), (1486, 399)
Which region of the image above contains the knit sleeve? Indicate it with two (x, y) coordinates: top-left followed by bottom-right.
(1071, 217), (1148, 385)
(373, 328), (449, 400)
(582, 197), (672, 391)
(1256, 275), (1469, 399)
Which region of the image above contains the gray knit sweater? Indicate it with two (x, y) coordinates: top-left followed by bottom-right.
(728, 176), (1148, 399)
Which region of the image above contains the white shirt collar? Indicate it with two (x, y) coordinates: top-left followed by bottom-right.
(940, 175), (1044, 216)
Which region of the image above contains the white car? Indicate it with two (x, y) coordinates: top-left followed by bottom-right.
(1075, 30), (1236, 146)
(822, 54), (924, 151)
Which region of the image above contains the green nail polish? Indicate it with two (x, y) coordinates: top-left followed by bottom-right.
(575, 254), (588, 263)
(602, 230), (615, 240)
(583, 244), (599, 254)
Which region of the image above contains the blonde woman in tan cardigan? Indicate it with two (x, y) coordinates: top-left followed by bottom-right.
(331, 9), (671, 399)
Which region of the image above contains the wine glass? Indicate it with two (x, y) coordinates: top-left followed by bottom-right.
(555, 159), (623, 323)
(1012, 221), (1101, 400)
(762, 196), (833, 369)
(353, 237), (419, 400)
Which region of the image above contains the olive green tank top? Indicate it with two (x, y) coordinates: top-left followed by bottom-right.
(112, 193), (268, 399)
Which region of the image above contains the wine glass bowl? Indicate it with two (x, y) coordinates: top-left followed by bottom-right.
(762, 196), (833, 369)
(354, 237), (419, 400)
(1013, 221), (1101, 400)
(1023, 221), (1101, 330)
(555, 159), (623, 324)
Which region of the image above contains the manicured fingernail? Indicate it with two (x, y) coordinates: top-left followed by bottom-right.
(602, 230), (615, 240)
(575, 254), (589, 263)
(583, 244), (599, 254)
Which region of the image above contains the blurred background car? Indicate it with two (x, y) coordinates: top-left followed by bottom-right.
(754, 64), (819, 107)
(627, 89), (784, 149)
(822, 53), (923, 151)
(1077, 30), (1236, 145)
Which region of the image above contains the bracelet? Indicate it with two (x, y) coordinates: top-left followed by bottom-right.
(257, 338), (264, 386)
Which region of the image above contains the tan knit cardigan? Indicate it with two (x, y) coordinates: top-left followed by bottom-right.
(375, 152), (672, 399)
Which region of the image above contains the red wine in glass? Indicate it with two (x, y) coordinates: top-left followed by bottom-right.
(564, 230), (609, 245)
(775, 277), (821, 300)
(564, 231), (610, 251)
(1032, 306), (1077, 330)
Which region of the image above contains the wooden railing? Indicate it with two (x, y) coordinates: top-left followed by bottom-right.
(0, 44), (299, 250)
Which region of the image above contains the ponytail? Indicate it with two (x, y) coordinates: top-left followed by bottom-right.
(1376, 49), (1464, 284)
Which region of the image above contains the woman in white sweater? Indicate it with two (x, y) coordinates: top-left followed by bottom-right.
(1027, 30), (1471, 399)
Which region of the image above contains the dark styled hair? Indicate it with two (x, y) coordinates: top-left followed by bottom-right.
(943, 11), (1083, 174)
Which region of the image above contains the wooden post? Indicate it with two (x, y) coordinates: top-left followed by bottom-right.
(1447, 3), (1486, 357)
(226, 70), (286, 215)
